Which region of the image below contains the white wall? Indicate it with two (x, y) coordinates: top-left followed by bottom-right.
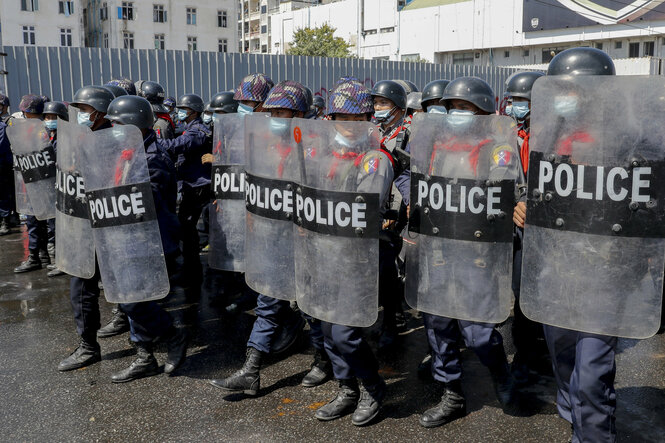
(1, 0), (84, 47)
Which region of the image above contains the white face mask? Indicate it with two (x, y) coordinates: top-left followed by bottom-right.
(553, 96), (579, 116)
(427, 105), (447, 114)
(447, 109), (476, 130)
(202, 114), (213, 124)
(77, 111), (94, 127)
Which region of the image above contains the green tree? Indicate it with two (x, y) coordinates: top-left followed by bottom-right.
(286, 23), (352, 58)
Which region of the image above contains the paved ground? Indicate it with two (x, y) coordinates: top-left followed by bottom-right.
(1, 225), (664, 442)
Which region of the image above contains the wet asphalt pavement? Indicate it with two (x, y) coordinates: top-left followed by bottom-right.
(1, 225), (664, 442)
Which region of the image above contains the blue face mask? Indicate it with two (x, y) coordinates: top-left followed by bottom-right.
(512, 101), (530, 119)
(202, 114), (213, 124)
(77, 111), (94, 128)
(504, 103), (513, 117)
(44, 120), (57, 131)
(427, 105), (447, 115)
(554, 96), (578, 116)
(177, 110), (189, 122)
(237, 103), (254, 116)
(373, 107), (394, 123)
(270, 118), (290, 136)
(447, 109), (476, 130)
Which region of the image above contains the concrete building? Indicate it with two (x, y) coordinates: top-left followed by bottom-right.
(0, 0), (85, 48)
(83, 1), (237, 52)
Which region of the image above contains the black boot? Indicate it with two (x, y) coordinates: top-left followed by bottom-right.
(351, 377), (386, 426)
(111, 342), (159, 383)
(97, 306), (130, 338)
(164, 327), (188, 374)
(302, 349), (332, 388)
(39, 249), (50, 265)
(0, 217), (10, 236)
(209, 347), (261, 396)
(488, 345), (517, 411)
(271, 316), (305, 354)
(46, 243), (57, 270)
(58, 338), (101, 371)
(419, 381), (467, 428)
(315, 379), (360, 421)
(14, 252), (41, 273)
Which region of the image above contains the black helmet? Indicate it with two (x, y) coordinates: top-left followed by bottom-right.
(138, 81), (167, 113)
(312, 95), (325, 109)
(43, 101), (69, 121)
(103, 85), (128, 98)
(421, 80), (451, 110)
(209, 91), (238, 113)
(441, 77), (495, 114)
(371, 80), (407, 109)
(106, 96), (155, 129)
(176, 94), (204, 113)
(394, 80), (419, 94)
(303, 87), (314, 108)
(506, 71), (545, 101)
(70, 86), (115, 113)
(406, 92), (422, 112)
(547, 47), (616, 76)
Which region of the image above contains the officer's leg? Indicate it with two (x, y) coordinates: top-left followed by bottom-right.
(58, 268), (102, 371)
(36, 219), (49, 263)
(378, 238), (401, 349)
(543, 325), (577, 427)
(178, 186), (208, 286)
(419, 313), (467, 428)
(209, 294), (291, 395)
(570, 333), (617, 443)
(0, 166), (13, 235)
(14, 215), (42, 273)
(301, 314), (332, 388)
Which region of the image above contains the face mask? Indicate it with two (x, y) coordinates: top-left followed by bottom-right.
(237, 103), (254, 116)
(110, 124), (126, 138)
(512, 101), (530, 119)
(269, 118), (290, 136)
(202, 114), (213, 124)
(44, 120), (57, 131)
(428, 105), (447, 115)
(554, 96), (578, 116)
(373, 107), (395, 123)
(504, 104), (513, 117)
(77, 111), (94, 128)
(447, 109), (476, 130)
(177, 110), (189, 122)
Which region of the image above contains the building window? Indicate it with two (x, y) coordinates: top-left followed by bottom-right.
(615, 41), (622, 49)
(644, 41), (655, 56)
(261, 25), (267, 34)
(629, 42), (639, 58)
(452, 52), (474, 65)
(504, 50), (510, 58)
(187, 36), (197, 51)
(154, 4), (167, 23)
(186, 7), (197, 25)
(218, 38), (228, 53)
(523, 49), (530, 57)
(120, 2), (134, 20)
(155, 34), (165, 50)
(100, 2), (108, 20)
(21, 0), (39, 11)
(22, 26), (36, 45)
(261, 44), (267, 53)
(218, 10), (227, 27)
(594, 42), (603, 50)
(59, 1), (74, 15)
(261, 5), (267, 13)
(60, 28), (72, 46)
(123, 31), (134, 49)
(380, 27), (395, 33)
(103, 32), (108, 48)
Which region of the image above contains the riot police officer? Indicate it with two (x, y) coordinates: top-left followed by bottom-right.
(208, 91), (239, 114)
(106, 78), (136, 95)
(13, 95), (51, 274)
(161, 93), (212, 289)
(202, 103), (214, 128)
(233, 73), (274, 115)
(138, 81), (175, 140)
(311, 95), (325, 119)
(0, 94), (10, 123)
(420, 79), (450, 113)
(406, 92), (423, 118)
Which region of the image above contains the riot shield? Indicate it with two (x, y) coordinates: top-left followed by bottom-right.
(520, 76), (665, 339)
(406, 113), (518, 323)
(82, 124), (169, 303)
(244, 114), (299, 301)
(55, 116), (95, 278)
(7, 119), (56, 220)
(209, 113), (246, 272)
(13, 169), (34, 216)
(293, 119), (391, 327)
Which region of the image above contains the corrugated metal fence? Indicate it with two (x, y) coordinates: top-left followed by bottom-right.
(0, 46), (517, 108)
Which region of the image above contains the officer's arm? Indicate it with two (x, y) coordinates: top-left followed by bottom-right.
(160, 126), (205, 157)
(393, 141), (411, 206)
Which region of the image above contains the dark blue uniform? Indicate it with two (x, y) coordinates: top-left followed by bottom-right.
(70, 127), (180, 344)
(0, 122), (13, 220)
(161, 118), (212, 285)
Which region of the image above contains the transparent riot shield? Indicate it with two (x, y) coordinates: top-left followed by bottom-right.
(55, 116), (94, 278)
(7, 119), (56, 220)
(406, 113), (518, 323)
(521, 76), (665, 339)
(244, 114), (299, 301)
(13, 169), (34, 216)
(293, 119), (391, 327)
(82, 124), (169, 303)
(209, 113), (246, 272)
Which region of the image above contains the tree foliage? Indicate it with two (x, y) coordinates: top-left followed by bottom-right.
(286, 24), (352, 58)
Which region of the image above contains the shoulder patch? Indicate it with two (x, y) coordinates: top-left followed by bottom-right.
(363, 155), (380, 174)
(492, 145), (513, 166)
